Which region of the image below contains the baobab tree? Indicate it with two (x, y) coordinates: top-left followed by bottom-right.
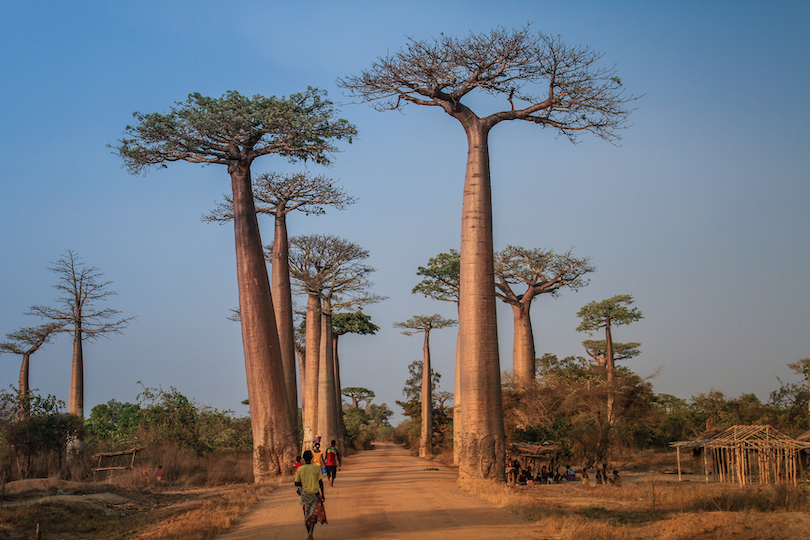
(28, 251), (133, 419)
(331, 311), (379, 442)
(0, 321), (63, 419)
(288, 234), (384, 450)
(393, 314), (457, 458)
(341, 26), (636, 479)
(581, 340), (641, 370)
(576, 294), (643, 425)
(207, 171), (355, 433)
(341, 387), (376, 409)
(413, 249), (462, 463)
(494, 246), (594, 382)
(114, 89), (356, 480)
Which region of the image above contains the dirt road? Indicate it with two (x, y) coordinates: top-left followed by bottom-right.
(217, 442), (544, 540)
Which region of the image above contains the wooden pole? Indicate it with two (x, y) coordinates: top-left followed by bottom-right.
(676, 447), (682, 482)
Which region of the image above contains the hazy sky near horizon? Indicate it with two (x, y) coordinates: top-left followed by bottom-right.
(1, 1), (808, 424)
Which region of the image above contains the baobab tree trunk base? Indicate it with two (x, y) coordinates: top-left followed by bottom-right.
(458, 432), (505, 480)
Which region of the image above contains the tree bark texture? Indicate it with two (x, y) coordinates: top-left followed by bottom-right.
(231, 164), (298, 481)
(420, 329), (433, 458)
(19, 353), (30, 420)
(457, 122), (505, 480)
(302, 294), (322, 449)
(453, 330), (461, 465)
(317, 300), (339, 448)
(605, 322), (615, 426)
(271, 210), (300, 436)
(68, 327), (84, 417)
(332, 333), (345, 452)
(511, 303), (536, 382)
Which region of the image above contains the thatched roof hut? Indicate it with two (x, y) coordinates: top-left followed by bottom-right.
(671, 425), (810, 485)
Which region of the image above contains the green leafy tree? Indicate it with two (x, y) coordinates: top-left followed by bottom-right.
(114, 89), (356, 480)
(0, 388), (82, 479)
(341, 26), (636, 480)
(341, 387), (375, 409)
(494, 246), (594, 381)
(28, 251), (133, 418)
(393, 315), (457, 457)
(85, 399), (142, 444)
(787, 357), (810, 416)
(0, 322), (63, 419)
(577, 295), (643, 425)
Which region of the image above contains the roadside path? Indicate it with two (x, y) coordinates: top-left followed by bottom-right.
(217, 442), (546, 540)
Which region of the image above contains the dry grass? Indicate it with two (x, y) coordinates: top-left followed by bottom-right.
(136, 484), (273, 540)
(460, 476), (810, 540)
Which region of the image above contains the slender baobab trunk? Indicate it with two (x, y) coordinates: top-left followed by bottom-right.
(19, 353), (31, 420)
(231, 163), (298, 480)
(605, 321), (615, 426)
(302, 294), (322, 449)
(68, 326), (84, 418)
(332, 334), (345, 453)
(512, 303), (536, 382)
(456, 119), (505, 480)
(420, 328), (433, 458)
(271, 209), (300, 437)
(317, 298), (339, 448)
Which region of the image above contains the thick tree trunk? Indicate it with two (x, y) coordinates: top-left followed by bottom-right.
(457, 121), (505, 480)
(231, 164), (298, 481)
(453, 330), (461, 465)
(19, 353), (30, 420)
(271, 210), (300, 436)
(317, 299), (338, 448)
(512, 303), (536, 382)
(420, 329), (433, 458)
(68, 327), (84, 417)
(302, 294), (321, 448)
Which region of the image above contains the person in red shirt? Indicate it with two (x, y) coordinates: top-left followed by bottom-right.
(324, 440), (342, 487)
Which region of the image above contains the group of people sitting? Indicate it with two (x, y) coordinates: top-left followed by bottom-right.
(505, 456), (620, 486)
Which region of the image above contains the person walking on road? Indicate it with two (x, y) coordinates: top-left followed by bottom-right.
(294, 450), (327, 540)
(324, 439), (342, 487)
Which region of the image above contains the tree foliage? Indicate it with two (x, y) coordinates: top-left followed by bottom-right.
(412, 249), (460, 303)
(115, 89), (355, 171)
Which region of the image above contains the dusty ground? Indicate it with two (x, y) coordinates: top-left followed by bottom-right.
(217, 442), (539, 540)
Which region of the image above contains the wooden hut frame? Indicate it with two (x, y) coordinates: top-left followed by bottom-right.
(672, 425), (810, 486)
(91, 446), (143, 481)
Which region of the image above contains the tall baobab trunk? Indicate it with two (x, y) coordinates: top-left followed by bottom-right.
(605, 321), (616, 426)
(332, 334), (345, 453)
(453, 331), (461, 465)
(231, 164), (298, 480)
(512, 303), (536, 382)
(19, 353), (31, 420)
(317, 298), (338, 447)
(302, 293), (322, 449)
(296, 346), (306, 411)
(271, 209), (299, 436)
(456, 120), (505, 480)
(68, 326), (84, 417)
(420, 328), (433, 458)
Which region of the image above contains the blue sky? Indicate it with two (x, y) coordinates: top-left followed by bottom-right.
(1, 0), (808, 423)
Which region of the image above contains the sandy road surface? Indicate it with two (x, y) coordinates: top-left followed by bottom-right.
(217, 442), (547, 540)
